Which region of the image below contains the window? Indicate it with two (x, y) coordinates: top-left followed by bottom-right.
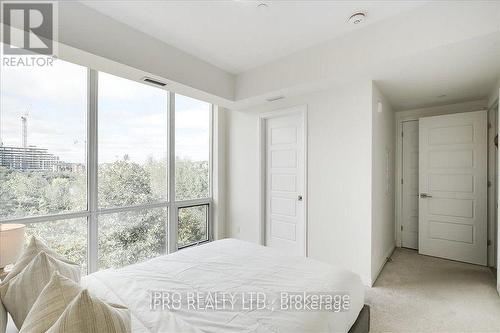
(95, 72), (171, 269)
(175, 94), (210, 201)
(0, 59), (88, 270)
(173, 94), (212, 249)
(98, 208), (167, 269)
(98, 73), (168, 208)
(25, 218), (88, 273)
(0, 60), (87, 220)
(178, 204), (208, 248)
(0, 59), (213, 274)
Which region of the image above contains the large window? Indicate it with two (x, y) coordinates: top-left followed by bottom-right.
(0, 59), (213, 273)
(174, 94), (211, 248)
(24, 218), (88, 272)
(0, 60), (87, 220)
(98, 208), (168, 270)
(98, 73), (168, 208)
(175, 94), (210, 201)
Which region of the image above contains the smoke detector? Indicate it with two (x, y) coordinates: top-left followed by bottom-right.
(257, 2), (269, 10)
(348, 12), (366, 25)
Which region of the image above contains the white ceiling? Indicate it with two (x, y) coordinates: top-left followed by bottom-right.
(75, 0), (500, 110)
(374, 32), (500, 110)
(80, 0), (427, 74)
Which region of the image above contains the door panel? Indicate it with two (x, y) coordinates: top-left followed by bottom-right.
(428, 150), (473, 168)
(428, 174), (473, 192)
(402, 121), (419, 249)
(428, 221), (473, 243)
(419, 111), (487, 265)
(266, 113), (305, 256)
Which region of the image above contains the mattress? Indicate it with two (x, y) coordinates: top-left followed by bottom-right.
(82, 239), (364, 333)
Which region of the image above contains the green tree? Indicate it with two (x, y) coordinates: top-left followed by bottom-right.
(98, 160), (153, 207)
(1, 156), (209, 273)
(175, 158), (209, 200)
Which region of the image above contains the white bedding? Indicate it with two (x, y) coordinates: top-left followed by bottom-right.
(82, 239), (364, 333)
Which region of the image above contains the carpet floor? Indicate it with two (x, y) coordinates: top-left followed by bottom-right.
(365, 248), (500, 332)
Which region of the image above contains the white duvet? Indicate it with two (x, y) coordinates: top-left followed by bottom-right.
(82, 239), (364, 333)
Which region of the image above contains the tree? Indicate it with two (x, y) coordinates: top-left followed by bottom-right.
(0, 156), (209, 272)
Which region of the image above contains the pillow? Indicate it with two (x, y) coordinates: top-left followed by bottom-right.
(20, 271), (82, 333)
(0, 252), (80, 330)
(0, 297), (6, 333)
(47, 289), (131, 333)
(1, 236), (74, 286)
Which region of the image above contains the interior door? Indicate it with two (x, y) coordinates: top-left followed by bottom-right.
(419, 111), (487, 265)
(402, 121), (419, 249)
(265, 113), (305, 256)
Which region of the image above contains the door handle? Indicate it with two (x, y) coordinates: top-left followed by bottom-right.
(420, 193), (432, 199)
(298, 195), (303, 201)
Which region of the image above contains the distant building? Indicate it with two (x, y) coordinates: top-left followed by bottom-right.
(0, 115), (85, 172)
(55, 161), (86, 173)
(0, 146), (60, 171)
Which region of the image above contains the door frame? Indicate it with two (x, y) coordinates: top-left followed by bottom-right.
(258, 104), (308, 256)
(399, 119), (419, 249)
(395, 104), (488, 250)
(487, 99), (498, 269)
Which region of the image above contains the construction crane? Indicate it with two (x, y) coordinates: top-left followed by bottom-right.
(20, 104), (31, 148)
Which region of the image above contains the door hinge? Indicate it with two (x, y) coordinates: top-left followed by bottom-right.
(487, 239), (492, 246)
(401, 178), (403, 185)
(488, 122), (492, 129)
(488, 180), (492, 187)
(401, 225), (403, 231)
(401, 131), (404, 138)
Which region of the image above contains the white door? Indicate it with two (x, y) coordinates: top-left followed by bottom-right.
(265, 113), (305, 256)
(402, 121), (419, 249)
(419, 111), (487, 265)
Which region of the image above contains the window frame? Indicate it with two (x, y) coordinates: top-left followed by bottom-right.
(0, 67), (213, 274)
(176, 203), (210, 249)
(169, 93), (213, 252)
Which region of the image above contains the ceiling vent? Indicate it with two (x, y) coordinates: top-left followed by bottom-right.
(348, 12), (366, 25)
(266, 95), (285, 102)
(142, 77), (167, 87)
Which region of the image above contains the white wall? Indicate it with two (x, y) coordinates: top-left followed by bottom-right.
(226, 109), (261, 242)
(226, 80), (376, 285)
(212, 107), (228, 240)
(396, 99), (489, 118)
(489, 78), (500, 107)
(371, 84), (396, 282)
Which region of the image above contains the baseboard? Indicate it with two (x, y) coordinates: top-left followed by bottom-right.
(370, 245), (396, 286)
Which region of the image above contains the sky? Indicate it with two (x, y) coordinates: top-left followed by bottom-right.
(0, 58), (210, 164)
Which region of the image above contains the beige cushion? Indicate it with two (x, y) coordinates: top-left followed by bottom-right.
(47, 289), (131, 333)
(0, 252), (80, 330)
(0, 297), (6, 333)
(1, 237), (74, 286)
(20, 271), (82, 333)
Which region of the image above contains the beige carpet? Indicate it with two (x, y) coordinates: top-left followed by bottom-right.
(365, 248), (500, 332)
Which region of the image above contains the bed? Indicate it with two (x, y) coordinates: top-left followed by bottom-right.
(5, 238), (368, 332)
